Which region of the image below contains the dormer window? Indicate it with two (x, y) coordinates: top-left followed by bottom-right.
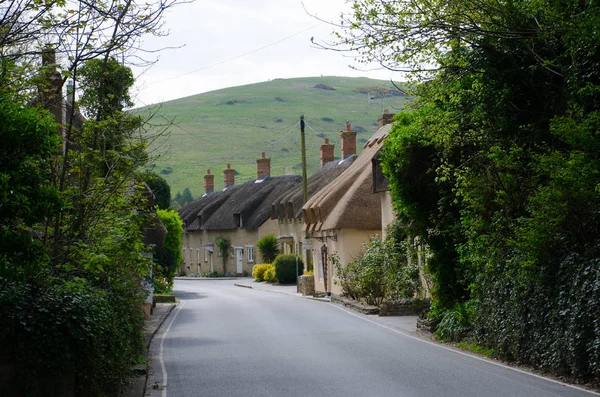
(233, 213), (242, 228)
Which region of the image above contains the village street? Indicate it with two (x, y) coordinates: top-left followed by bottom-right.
(147, 279), (597, 397)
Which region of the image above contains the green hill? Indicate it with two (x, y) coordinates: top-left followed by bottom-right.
(139, 76), (413, 197)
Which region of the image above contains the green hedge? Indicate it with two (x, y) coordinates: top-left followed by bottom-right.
(273, 254), (303, 284)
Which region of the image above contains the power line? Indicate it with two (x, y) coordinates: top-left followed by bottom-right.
(147, 23), (322, 86)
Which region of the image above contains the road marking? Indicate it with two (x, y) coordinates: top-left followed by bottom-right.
(159, 299), (186, 397)
(330, 303), (600, 396)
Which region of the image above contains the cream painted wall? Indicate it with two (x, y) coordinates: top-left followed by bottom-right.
(181, 227), (262, 275)
(381, 191), (395, 239)
(310, 228), (381, 295)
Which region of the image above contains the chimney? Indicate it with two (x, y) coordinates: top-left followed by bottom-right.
(340, 122), (357, 159)
(257, 152), (270, 179)
(40, 47), (64, 127)
(320, 138), (334, 167)
(378, 109), (395, 128)
(204, 169), (214, 193)
(223, 164), (235, 187)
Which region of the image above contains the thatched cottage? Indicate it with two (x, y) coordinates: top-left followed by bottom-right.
(271, 136), (357, 271)
(178, 154), (301, 275)
(302, 112), (396, 295)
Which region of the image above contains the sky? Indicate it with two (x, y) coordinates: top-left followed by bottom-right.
(131, 0), (402, 107)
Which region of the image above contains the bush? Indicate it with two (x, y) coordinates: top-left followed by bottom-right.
(0, 277), (144, 396)
(252, 264), (272, 282)
(263, 266), (277, 282)
(273, 254), (303, 284)
(434, 302), (474, 342)
(334, 234), (420, 306)
(255, 234), (280, 263)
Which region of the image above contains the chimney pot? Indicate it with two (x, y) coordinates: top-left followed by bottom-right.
(224, 164), (235, 187)
(204, 170), (215, 193)
(340, 124), (357, 159)
(377, 111), (395, 128)
(257, 153), (271, 179)
(320, 138), (335, 167)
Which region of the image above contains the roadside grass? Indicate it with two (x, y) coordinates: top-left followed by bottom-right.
(138, 76), (413, 195)
(456, 340), (495, 358)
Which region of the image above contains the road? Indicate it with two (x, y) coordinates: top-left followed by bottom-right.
(149, 279), (598, 397)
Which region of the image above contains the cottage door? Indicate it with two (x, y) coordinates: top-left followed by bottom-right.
(236, 248), (243, 274)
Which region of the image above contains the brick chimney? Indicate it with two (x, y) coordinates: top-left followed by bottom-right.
(204, 169), (214, 193)
(378, 109), (395, 128)
(340, 122), (357, 159)
(257, 152), (270, 179)
(223, 164), (235, 187)
(320, 138), (334, 167)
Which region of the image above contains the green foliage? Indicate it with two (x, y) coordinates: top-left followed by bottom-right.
(263, 266), (277, 282)
(252, 263), (272, 282)
(434, 302), (474, 342)
(345, 0), (600, 381)
(153, 209), (183, 290)
(0, 94), (61, 280)
(273, 254), (302, 284)
(142, 171), (172, 210)
(214, 235), (231, 273)
(255, 234), (280, 263)
(0, 273), (147, 396)
(334, 232), (420, 306)
(78, 58), (134, 119)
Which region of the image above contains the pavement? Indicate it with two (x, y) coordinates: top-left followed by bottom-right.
(121, 302), (176, 397)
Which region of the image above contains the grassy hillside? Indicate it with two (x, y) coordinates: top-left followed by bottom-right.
(139, 76), (413, 197)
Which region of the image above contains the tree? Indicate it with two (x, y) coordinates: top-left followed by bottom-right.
(154, 209), (183, 290)
(214, 235), (231, 274)
(0, 0), (186, 394)
(336, 0), (600, 380)
(142, 171), (171, 210)
(255, 234), (280, 264)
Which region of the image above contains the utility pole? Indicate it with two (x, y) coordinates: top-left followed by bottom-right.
(300, 115), (308, 204)
(297, 115), (309, 292)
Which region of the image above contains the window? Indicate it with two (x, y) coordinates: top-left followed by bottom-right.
(247, 245), (254, 262)
(204, 248), (209, 262)
(182, 247), (186, 264)
(230, 247), (235, 258)
(197, 249), (200, 265)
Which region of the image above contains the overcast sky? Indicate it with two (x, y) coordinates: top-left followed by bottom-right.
(131, 0), (402, 107)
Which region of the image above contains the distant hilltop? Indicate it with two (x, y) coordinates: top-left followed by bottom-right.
(138, 76), (413, 198)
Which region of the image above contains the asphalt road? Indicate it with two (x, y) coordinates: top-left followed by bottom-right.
(150, 279), (598, 397)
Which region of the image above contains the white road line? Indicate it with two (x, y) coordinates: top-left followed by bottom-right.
(159, 299), (186, 397)
(330, 303), (600, 396)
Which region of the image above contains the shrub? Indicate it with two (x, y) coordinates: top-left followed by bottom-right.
(303, 270), (314, 275)
(252, 264), (272, 281)
(434, 302), (474, 342)
(255, 234), (280, 263)
(263, 266), (277, 282)
(334, 254), (361, 300)
(333, 233), (420, 306)
(273, 254), (303, 284)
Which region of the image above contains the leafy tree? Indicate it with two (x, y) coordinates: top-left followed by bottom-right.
(255, 234), (280, 263)
(181, 187), (194, 204)
(154, 209), (183, 291)
(214, 235), (231, 274)
(142, 171), (172, 210)
(336, 0), (600, 380)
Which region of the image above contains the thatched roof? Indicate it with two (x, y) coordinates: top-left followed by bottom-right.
(179, 175), (302, 231)
(271, 156), (356, 220)
(302, 123), (392, 232)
